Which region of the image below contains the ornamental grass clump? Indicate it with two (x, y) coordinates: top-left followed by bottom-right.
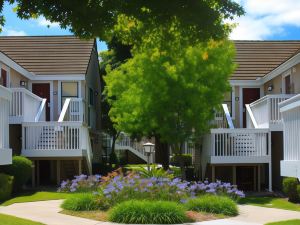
(61, 193), (107, 211)
(185, 195), (238, 216)
(108, 200), (189, 224)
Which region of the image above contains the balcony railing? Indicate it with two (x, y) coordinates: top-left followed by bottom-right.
(0, 85), (12, 165)
(58, 98), (85, 122)
(203, 128), (270, 164)
(9, 88), (46, 124)
(247, 94), (295, 129)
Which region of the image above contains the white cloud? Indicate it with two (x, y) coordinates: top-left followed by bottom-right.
(229, 0), (300, 40)
(2, 28), (26, 36)
(37, 17), (59, 28)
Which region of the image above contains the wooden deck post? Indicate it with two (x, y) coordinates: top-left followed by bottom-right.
(78, 159), (82, 175)
(31, 160), (36, 187)
(269, 162), (272, 192)
(36, 160), (40, 186)
(212, 165), (215, 182)
(232, 166), (236, 185)
(258, 165), (261, 192)
(56, 160), (61, 186)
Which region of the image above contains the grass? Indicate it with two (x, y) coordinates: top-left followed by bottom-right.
(0, 213), (44, 225)
(265, 219), (300, 225)
(1, 191), (71, 206)
(61, 193), (103, 211)
(239, 196), (300, 212)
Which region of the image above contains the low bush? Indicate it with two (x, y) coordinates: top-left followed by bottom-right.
(61, 193), (108, 211)
(108, 200), (189, 224)
(1, 156), (32, 192)
(0, 173), (13, 201)
(283, 177), (299, 202)
(170, 154), (192, 167)
(185, 195), (238, 216)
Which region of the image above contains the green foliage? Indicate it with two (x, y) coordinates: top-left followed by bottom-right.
(8, 1), (244, 41)
(283, 177), (299, 202)
(185, 195), (238, 216)
(1, 156), (32, 192)
(108, 200), (189, 224)
(170, 154), (192, 167)
(61, 193), (108, 211)
(105, 40), (236, 144)
(0, 173), (13, 201)
(135, 165), (173, 178)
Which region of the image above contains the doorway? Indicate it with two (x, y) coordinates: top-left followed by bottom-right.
(39, 160), (53, 185)
(242, 88), (260, 127)
(285, 75), (292, 94)
(236, 166), (255, 191)
(32, 83), (50, 121)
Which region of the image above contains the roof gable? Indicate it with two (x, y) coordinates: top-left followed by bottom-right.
(0, 35), (94, 75)
(233, 40), (300, 80)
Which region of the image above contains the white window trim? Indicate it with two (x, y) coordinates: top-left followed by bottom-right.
(58, 81), (82, 115)
(0, 63), (11, 88)
(28, 81), (54, 121)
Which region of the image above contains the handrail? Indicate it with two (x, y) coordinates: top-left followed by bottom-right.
(279, 94), (300, 112)
(34, 99), (46, 122)
(0, 85), (12, 100)
(10, 87), (43, 101)
(211, 128), (269, 134)
(22, 121), (83, 126)
(250, 94), (295, 107)
(58, 98), (71, 122)
(222, 104), (234, 129)
(246, 104), (258, 128)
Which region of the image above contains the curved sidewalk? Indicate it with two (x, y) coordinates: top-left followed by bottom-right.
(0, 200), (300, 225)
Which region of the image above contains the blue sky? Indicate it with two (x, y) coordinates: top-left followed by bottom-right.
(2, 0), (300, 50)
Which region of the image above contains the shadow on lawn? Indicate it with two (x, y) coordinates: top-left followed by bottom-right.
(238, 196), (274, 205)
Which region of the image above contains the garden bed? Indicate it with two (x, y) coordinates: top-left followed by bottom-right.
(58, 168), (244, 224)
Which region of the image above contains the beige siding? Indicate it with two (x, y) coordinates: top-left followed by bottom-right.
(264, 75), (282, 95)
(9, 68), (29, 88)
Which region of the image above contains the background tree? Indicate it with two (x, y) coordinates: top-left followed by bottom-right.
(104, 39), (236, 169)
(100, 37), (131, 161)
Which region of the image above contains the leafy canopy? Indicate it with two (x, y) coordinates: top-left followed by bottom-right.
(0, 0), (243, 41)
(104, 40), (236, 143)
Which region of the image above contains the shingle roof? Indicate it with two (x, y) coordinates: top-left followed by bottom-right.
(0, 35), (94, 75)
(233, 40), (300, 80)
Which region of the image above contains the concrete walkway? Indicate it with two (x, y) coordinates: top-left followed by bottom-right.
(0, 200), (300, 225)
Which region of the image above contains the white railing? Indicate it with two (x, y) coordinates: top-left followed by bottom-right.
(0, 85), (11, 150)
(248, 94), (295, 128)
(59, 98), (85, 122)
(212, 104), (234, 129)
(9, 88), (46, 123)
(115, 134), (152, 162)
(279, 94), (300, 161)
(210, 128), (269, 158)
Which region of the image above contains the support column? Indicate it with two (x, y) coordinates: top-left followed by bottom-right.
(56, 160), (61, 186)
(78, 159), (82, 175)
(253, 166), (257, 191)
(31, 160), (36, 188)
(212, 165), (215, 182)
(258, 165), (261, 192)
(232, 166), (236, 185)
(36, 160), (40, 186)
(269, 162), (272, 192)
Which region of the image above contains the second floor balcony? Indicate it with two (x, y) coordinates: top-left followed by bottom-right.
(246, 94), (295, 130)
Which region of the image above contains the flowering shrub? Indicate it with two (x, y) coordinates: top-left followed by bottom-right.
(58, 174), (101, 192)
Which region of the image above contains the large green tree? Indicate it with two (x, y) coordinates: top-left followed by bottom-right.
(104, 40), (236, 168)
(0, 1), (243, 41)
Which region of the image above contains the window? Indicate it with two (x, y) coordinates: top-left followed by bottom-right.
(61, 82), (78, 108)
(0, 69), (7, 87)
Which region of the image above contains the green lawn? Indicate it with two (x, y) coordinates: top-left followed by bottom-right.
(265, 219), (300, 225)
(0, 213), (44, 225)
(239, 196), (300, 212)
(1, 191), (71, 206)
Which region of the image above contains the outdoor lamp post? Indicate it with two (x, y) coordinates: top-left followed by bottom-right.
(143, 142), (155, 171)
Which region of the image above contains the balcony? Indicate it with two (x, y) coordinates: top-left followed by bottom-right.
(9, 88), (46, 124)
(0, 85), (12, 165)
(246, 94), (295, 130)
(202, 128), (271, 164)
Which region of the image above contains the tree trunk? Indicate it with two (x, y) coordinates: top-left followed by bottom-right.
(155, 135), (169, 170)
